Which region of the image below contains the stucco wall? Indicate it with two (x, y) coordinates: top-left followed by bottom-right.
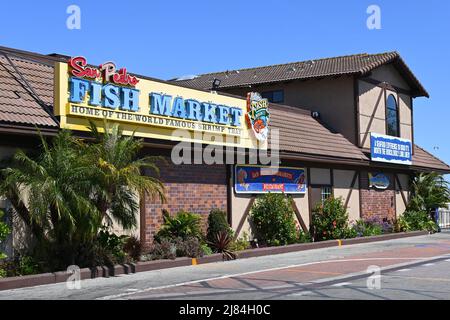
(225, 76), (356, 144)
(333, 170), (360, 222)
(398, 93), (413, 141)
(369, 64), (410, 90)
(358, 64), (413, 148)
(395, 173), (411, 218)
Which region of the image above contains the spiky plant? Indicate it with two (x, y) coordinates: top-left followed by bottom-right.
(208, 231), (237, 261)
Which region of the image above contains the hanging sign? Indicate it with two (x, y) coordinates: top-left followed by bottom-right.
(235, 165), (306, 194)
(246, 92), (270, 142)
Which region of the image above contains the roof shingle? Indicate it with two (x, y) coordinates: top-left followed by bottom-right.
(0, 54), (57, 128)
(172, 52), (429, 97)
(412, 145), (450, 172)
(269, 103), (368, 161)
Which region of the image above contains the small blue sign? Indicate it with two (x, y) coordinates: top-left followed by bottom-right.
(370, 133), (412, 165)
(235, 166), (306, 194)
(369, 173), (390, 190)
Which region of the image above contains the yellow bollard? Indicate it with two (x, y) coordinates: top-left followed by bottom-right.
(191, 258), (197, 265)
(337, 239), (342, 247)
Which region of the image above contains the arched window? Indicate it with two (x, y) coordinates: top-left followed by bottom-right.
(386, 94), (399, 137)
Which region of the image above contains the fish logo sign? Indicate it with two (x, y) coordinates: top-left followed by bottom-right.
(369, 173), (390, 190)
(246, 92), (270, 142)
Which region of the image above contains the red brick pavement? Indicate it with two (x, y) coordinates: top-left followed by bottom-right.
(135, 239), (450, 298)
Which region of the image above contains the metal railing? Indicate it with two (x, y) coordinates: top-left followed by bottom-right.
(437, 208), (450, 229)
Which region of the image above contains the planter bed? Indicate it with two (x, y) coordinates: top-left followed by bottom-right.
(0, 230), (430, 291)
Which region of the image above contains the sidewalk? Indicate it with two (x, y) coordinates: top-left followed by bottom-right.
(1, 232), (450, 300)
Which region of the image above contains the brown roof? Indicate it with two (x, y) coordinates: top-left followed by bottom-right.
(270, 103), (369, 162)
(0, 46), (446, 172)
(172, 52), (429, 98)
(0, 51), (58, 128)
(412, 145), (450, 172)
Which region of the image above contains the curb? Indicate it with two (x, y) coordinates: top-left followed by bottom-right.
(0, 230), (430, 291)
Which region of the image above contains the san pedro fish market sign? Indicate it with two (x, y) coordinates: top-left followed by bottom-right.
(235, 165), (306, 194)
(370, 133), (412, 165)
(54, 57), (267, 148)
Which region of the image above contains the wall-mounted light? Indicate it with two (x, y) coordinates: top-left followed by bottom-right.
(212, 78), (221, 89)
(311, 111), (320, 119)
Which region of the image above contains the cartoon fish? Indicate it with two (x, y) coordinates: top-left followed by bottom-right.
(294, 173), (306, 190)
(369, 173), (390, 189)
(237, 169), (249, 190)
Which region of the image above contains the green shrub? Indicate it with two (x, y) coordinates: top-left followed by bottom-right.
(250, 193), (298, 246)
(229, 232), (251, 251)
(297, 230), (312, 243)
(351, 219), (383, 237)
(0, 210), (10, 260)
(18, 255), (40, 275)
(97, 227), (127, 265)
(0, 254), (40, 277)
(201, 243), (213, 256)
(312, 197), (353, 241)
(155, 210), (203, 242)
(396, 210), (438, 232)
(207, 209), (232, 244)
(149, 238), (177, 260)
(123, 236), (142, 262)
(174, 237), (204, 258)
(149, 237), (205, 260)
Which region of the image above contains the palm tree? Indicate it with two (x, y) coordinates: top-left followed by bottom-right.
(408, 172), (450, 217)
(85, 121), (166, 230)
(0, 130), (101, 267)
(0, 122), (165, 269)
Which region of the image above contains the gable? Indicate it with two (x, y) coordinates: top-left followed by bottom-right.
(369, 64), (411, 91)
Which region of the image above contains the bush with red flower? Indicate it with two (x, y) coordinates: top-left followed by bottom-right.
(311, 197), (355, 241)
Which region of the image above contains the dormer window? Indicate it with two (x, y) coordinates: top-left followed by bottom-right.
(386, 94), (399, 137)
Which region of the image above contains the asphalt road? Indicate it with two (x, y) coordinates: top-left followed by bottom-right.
(1, 231), (450, 300)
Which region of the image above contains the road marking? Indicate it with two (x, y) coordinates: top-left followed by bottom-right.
(126, 289), (139, 292)
(97, 256), (449, 300)
(423, 263), (435, 267)
(284, 269), (343, 276)
(396, 268), (411, 272)
(445, 259), (450, 262)
(332, 282), (352, 287)
(387, 275), (450, 283)
(290, 291), (313, 296)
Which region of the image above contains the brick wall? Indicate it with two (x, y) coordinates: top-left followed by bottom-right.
(142, 159), (227, 246)
(360, 171), (396, 222)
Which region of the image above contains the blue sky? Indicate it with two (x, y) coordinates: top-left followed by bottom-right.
(1, 0), (449, 172)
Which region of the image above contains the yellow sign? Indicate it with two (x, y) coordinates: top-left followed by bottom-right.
(53, 59), (263, 148)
